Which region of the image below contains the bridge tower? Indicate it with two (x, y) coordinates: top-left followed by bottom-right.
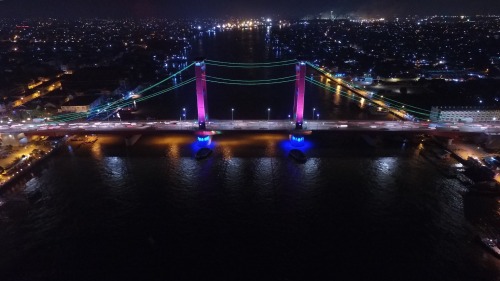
(195, 59), (208, 130)
(293, 61), (306, 129)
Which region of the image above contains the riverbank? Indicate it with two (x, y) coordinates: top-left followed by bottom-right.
(432, 136), (500, 184)
(0, 137), (63, 191)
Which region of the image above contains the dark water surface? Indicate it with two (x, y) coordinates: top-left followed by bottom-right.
(0, 133), (499, 280)
(0, 29), (500, 281)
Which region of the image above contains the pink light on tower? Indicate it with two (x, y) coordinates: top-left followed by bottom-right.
(294, 61), (306, 129)
(195, 59), (208, 129)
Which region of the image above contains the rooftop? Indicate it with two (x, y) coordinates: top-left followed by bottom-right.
(63, 95), (100, 106)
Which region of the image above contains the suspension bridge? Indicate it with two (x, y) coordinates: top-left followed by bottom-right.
(1, 59), (498, 145)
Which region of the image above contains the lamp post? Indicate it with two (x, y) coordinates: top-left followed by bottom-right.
(182, 108), (186, 120)
(267, 108), (271, 121)
(288, 114), (291, 121)
(231, 108), (234, 121)
(317, 113), (320, 120)
(25, 111), (31, 122)
(312, 108), (316, 120)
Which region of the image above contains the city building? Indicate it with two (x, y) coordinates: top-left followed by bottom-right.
(430, 106), (500, 122)
(60, 95), (103, 113)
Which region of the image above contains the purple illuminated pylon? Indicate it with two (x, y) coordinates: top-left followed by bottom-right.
(294, 61), (306, 129)
(195, 59), (208, 129)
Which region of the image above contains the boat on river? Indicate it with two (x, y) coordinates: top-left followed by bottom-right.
(195, 148), (212, 160)
(289, 149), (307, 163)
(478, 236), (500, 258)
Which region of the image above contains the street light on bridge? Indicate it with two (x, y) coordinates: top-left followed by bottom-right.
(182, 107), (186, 120)
(231, 108), (234, 121)
(267, 108), (271, 121)
(313, 108), (316, 120)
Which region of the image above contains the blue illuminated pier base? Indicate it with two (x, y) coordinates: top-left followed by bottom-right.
(195, 131), (216, 147)
(290, 130), (311, 147)
(290, 134), (305, 147)
(197, 135), (211, 147)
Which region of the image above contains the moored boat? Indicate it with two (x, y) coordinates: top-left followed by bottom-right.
(195, 148), (212, 160)
(478, 236), (500, 258)
(289, 149), (307, 163)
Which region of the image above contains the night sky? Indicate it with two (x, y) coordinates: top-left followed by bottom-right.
(0, 0), (499, 18)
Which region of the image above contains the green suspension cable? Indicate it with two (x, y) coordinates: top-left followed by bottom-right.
(306, 62), (431, 113)
(205, 61), (297, 68)
(205, 75), (296, 83)
(306, 78), (429, 119)
(53, 78), (195, 122)
(52, 63), (195, 121)
(205, 59), (297, 65)
(134, 78), (196, 103)
(308, 80), (428, 120)
(306, 62), (430, 115)
(307, 79), (364, 103)
(204, 78), (296, 86)
(369, 92), (431, 113)
(52, 78), (196, 122)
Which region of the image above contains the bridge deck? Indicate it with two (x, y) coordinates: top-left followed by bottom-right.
(0, 120), (497, 136)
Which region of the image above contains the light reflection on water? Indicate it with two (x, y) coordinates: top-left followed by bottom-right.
(225, 157), (244, 187)
(303, 157), (321, 179)
(254, 157), (274, 188)
(220, 146), (233, 160)
(166, 144), (180, 159)
(102, 157), (127, 181)
(91, 141), (103, 160)
(373, 157), (398, 185)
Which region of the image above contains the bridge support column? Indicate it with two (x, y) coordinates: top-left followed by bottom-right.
(124, 134), (142, 146)
(195, 59), (208, 130)
(293, 61), (306, 129)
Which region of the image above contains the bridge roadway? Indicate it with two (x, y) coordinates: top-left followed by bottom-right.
(0, 120), (498, 136)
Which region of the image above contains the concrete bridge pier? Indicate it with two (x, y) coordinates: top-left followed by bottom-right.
(124, 134), (142, 146)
